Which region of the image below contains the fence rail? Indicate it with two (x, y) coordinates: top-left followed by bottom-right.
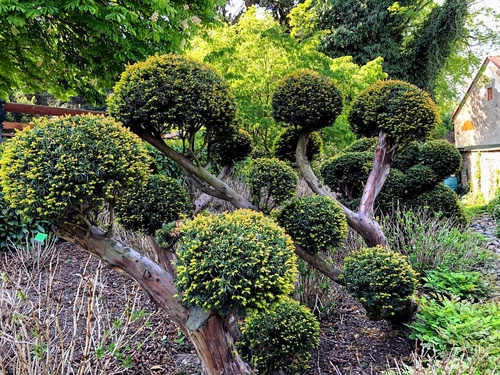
(0, 100), (106, 138)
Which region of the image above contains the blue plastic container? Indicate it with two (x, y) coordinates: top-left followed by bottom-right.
(443, 176), (458, 191)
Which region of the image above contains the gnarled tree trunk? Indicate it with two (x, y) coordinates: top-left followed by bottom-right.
(56, 223), (252, 375)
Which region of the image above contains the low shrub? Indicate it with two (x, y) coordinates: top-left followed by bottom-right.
(342, 246), (418, 322)
(422, 267), (494, 302)
(409, 297), (500, 355)
(238, 298), (319, 375)
(174, 210), (297, 315)
(277, 195), (347, 254)
(244, 158), (298, 214)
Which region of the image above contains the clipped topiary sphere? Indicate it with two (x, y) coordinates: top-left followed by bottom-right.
(342, 246), (418, 322)
(420, 139), (461, 181)
(0, 115), (150, 224)
(404, 165), (438, 195)
(343, 137), (377, 153)
(376, 168), (407, 211)
(117, 174), (192, 236)
(174, 209), (297, 315)
(245, 158), (298, 214)
(348, 80), (440, 144)
(273, 127), (323, 164)
(238, 298), (319, 375)
(108, 54), (236, 140)
(272, 69), (343, 131)
(212, 127), (253, 166)
(320, 151), (373, 200)
(277, 195), (347, 254)
(409, 183), (469, 226)
(392, 141), (421, 171)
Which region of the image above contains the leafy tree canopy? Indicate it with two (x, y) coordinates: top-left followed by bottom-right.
(187, 7), (386, 152)
(0, 0), (221, 104)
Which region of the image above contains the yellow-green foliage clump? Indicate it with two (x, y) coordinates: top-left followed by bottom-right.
(0, 115), (150, 223)
(272, 69), (343, 131)
(277, 195), (347, 254)
(348, 80), (440, 144)
(245, 158), (298, 214)
(117, 174), (192, 236)
(107, 54), (236, 140)
(238, 298), (319, 375)
(342, 246), (418, 322)
(273, 127), (323, 164)
(174, 209), (298, 315)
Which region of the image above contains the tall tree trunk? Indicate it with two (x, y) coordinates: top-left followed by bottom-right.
(56, 223), (251, 375)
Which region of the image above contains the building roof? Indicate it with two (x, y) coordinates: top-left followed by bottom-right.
(452, 56), (500, 121)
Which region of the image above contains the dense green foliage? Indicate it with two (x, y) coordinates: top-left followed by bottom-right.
(187, 8), (387, 152)
(272, 69), (343, 131)
(342, 137), (377, 153)
(348, 80), (440, 145)
(277, 195), (347, 255)
(273, 128), (322, 164)
(212, 128), (253, 166)
(0, 0), (220, 103)
(174, 210), (297, 315)
(343, 246), (418, 322)
(117, 174), (192, 236)
(420, 139), (462, 181)
(321, 151), (373, 201)
(410, 298), (500, 357)
(238, 298), (319, 374)
(108, 54), (236, 144)
(244, 158), (298, 214)
(0, 115), (150, 224)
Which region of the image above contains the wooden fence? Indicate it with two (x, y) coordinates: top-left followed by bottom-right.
(0, 100), (106, 138)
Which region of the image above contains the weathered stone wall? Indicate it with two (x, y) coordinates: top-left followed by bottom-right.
(460, 150), (500, 201)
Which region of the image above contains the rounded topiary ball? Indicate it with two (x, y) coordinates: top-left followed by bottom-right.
(108, 54), (236, 140)
(245, 158), (298, 214)
(376, 168), (407, 210)
(0, 115), (150, 224)
(343, 137), (377, 153)
(320, 151), (373, 200)
(404, 165), (438, 195)
(174, 209), (298, 315)
(342, 246), (418, 323)
(272, 69), (343, 131)
(392, 141), (421, 171)
(273, 128), (323, 164)
(420, 139), (462, 181)
(348, 80), (440, 144)
(277, 195), (347, 254)
(212, 127), (253, 166)
(117, 174), (192, 236)
(238, 298), (319, 375)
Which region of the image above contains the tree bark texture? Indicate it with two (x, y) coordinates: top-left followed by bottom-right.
(56, 223), (251, 375)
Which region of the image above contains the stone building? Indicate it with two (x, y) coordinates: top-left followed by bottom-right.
(453, 56), (500, 202)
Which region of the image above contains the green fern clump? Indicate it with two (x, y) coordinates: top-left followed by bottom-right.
(238, 298), (319, 375)
(174, 209), (297, 315)
(277, 195), (347, 254)
(272, 69), (343, 131)
(245, 158), (298, 214)
(117, 174), (192, 236)
(342, 246), (418, 323)
(0, 115), (150, 224)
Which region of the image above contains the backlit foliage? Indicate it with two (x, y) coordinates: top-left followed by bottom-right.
(174, 210), (298, 315)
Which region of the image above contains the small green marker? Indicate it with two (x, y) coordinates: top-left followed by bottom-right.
(34, 233), (48, 242)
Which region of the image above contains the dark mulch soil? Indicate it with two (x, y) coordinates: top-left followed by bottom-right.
(0, 241), (414, 374)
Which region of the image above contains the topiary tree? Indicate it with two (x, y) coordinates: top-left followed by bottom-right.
(342, 246), (418, 323)
(238, 298), (320, 375)
(277, 195), (347, 255)
(420, 139), (462, 181)
(272, 69), (343, 132)
(273, 127), (322, 164)
(244, 158), (298, 214)
(174, 209), (297, 315)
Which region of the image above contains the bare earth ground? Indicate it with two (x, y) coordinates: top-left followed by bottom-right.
(0, 241), (414, 375)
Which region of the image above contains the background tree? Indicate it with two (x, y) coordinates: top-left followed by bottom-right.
(0, 0), (221, 104)
(187, 7), (387, 153)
